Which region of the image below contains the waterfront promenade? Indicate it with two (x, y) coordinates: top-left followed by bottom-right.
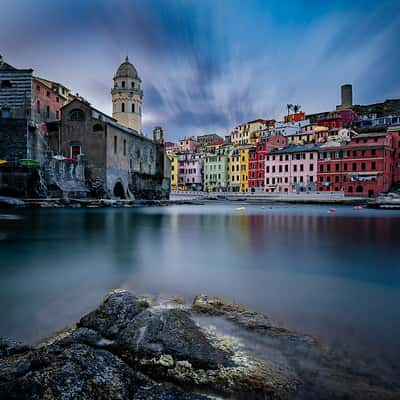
(170, 190), (366, 204)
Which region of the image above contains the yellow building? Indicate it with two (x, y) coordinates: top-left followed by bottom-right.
(168, 153), (178, 190)
(228, 147), (241, 192)
(231, 119), (275, 145)
(287, 125), (329, 145)
(239, 146), (250, 193)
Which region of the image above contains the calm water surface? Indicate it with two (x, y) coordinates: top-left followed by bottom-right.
(0, 204), (399, 366)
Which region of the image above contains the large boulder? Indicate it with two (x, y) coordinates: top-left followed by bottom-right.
(78, 289), (151, 338)
(117, 308), (233, 370)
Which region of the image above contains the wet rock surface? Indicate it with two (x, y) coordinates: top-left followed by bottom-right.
(1, 289), (399, 399)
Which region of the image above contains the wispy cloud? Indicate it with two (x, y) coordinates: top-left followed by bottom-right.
(1, 0), (399, 141)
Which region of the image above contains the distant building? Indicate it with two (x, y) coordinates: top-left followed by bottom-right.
(265, 144), (319, 193)
(248, 134), (288, 192)
(204, 145), (230, 192)
(317, 130), (399, 196)
(239, 146), (252, 192)
(168, 153), (178, 190)
(178, 136), (198, 152)
(284, 112), (306, 123)
(228, 147), (241, 191)
(0, 56), (47, 166)
(286, 124), (329, 146)
(231, 119), (275, 145)
(197, 133), (223, 149)
(307, 109), (357, 130)
(177, 152), (203, 191)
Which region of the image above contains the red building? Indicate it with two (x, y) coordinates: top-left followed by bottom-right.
(317, 131), (398, 196)
(308, 109), (357, 130)
(32, 77), (68, 135)
(248, 134), (288, 192)
(388, 126), (400, 186)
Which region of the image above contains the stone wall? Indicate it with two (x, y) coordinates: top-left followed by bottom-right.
(129, 172), (170, 200)
(0, 118), (47, 165)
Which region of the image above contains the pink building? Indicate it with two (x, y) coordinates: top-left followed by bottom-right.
(178, 137), (198, 152)
(264, 144), (320, 193)
(178, 152), (203, 190)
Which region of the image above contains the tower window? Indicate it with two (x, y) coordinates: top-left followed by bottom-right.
(121, 81), (125, 88)
(114, 136), (117, 154)
(121, 102), (125, 112)
(131, 82), (135, 88)
(131, 103), (135, 113)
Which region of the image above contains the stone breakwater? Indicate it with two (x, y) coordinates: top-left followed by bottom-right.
(0, 290), (399, 400)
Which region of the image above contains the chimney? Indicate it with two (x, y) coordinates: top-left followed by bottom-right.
(341, 84), (353, 108)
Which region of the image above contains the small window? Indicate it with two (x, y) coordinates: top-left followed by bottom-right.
(131, 103), (135, 113)
(1, 80), (12, 88)
(123, 139), (127, 156)
(56, 96), (59, 103)
(121, 81), (126, 88)
(46, 90), (50, 97)
(46, 106), (50, 119)
(131, 82), (135, 88)
(114, 136), (117, 154)
(121, 102), (125, 112)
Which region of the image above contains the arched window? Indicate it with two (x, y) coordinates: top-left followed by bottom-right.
(93, 123), (103, 132)
(356, 185), (363, 193)
(121, 102), (125, 112)
(69, 109), (84, 121)
(121, 81), (125, 88)
(131, 103), (135, 113)
(131, 81), (135, 88)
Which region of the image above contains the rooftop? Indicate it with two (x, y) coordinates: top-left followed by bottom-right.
(268, 143), (321, 154)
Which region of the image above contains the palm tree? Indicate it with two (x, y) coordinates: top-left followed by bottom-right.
(293, 104), (302, 114)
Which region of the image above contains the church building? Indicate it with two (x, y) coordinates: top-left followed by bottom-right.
(48, 57), (170, 199)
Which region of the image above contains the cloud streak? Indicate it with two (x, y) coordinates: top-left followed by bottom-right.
(1, 0), (399, 141)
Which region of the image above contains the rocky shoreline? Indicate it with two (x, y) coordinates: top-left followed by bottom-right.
(1, 290), (399, 399)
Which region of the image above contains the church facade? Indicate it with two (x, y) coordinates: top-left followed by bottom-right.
(48, 57), (170, 199)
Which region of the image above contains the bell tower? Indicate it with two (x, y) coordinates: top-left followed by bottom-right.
(111, 56), (143, 133)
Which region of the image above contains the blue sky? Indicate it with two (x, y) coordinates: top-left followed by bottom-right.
(1, 0), (399, 141)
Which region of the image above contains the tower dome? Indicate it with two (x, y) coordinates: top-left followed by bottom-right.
(111, 56), (143, 133)
(115, 56), (138, 79)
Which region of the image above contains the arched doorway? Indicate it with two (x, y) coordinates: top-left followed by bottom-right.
(113, 181), (126, 199)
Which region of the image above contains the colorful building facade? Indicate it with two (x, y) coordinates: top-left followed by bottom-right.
(204, 146), (230, 192)
(228, 147), (241, 191)
(239, 146), (251, 192)
(317, 131), (397, 196)
(265, 144), (319, 193)
(248, 134), (288, 192)
(168, 153), (178, 190)
(177, 152), (203, 190)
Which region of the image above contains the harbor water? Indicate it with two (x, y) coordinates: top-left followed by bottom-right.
(0, 204), (399, 370)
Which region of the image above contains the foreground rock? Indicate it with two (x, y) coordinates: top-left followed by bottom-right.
(1, 290), (399, 399)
